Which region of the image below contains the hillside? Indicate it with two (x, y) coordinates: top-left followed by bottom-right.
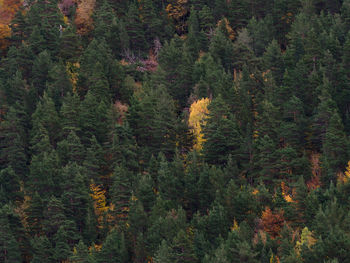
(1, 0), (350, 262)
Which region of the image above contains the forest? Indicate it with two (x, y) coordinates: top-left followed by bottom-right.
(1, 0), (350, 262)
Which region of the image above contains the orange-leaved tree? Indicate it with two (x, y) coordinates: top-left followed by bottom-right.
(261, 207), (285, 239)
(0, 0), (22, 50)
(75, 0), (95, 35)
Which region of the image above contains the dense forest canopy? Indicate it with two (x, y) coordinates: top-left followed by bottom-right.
(1, 0), (350, 262)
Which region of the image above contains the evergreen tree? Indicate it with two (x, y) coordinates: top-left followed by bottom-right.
(0, 168), (22, 205)
(60, 92), (81, 137)
(30, 235), (54, 263)
(110, 166), (132, 225)
(29, 50), (53, 106)
(202, 95), (242, 165)
(57, 130), (85, 165)
(60, 163), (89, 232)
(125, 2), (147, 52)
(0, 106), (28, 178)
(128, 86), (178, 161)
(46, 61), (73, 108)
(0, 207), (21, 263)
(321, 112), (349, 184)
(70, 240), (91, 263)
(98, 230), (128, 263)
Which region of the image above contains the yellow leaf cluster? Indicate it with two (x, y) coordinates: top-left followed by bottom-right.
(75, 0), (96, 35)
(165, 0), (188, 20)
(344, 161), (350, 182)
(188, 98), (210, 151)
(217, 17), (235, 40)
(66, 62), (79, 93)
(230, 219), (239, 232)
(296, 227), (316, 254)
(0, 24), (11, 50)
(281, 182), (294, 203)
(165, 0), (188, 33)
(90, 183), (109, 228)
(0, 0), (23, 50)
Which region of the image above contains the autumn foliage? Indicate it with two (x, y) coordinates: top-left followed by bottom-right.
(188, 98), (210, 150)
(0, 0), (22, 50)
(75, 0), (95, 35)
(261, 207), (285, 239)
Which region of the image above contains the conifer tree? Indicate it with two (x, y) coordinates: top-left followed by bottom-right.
(110, 166), (132, 224)
(98, 230), (128, 263)
(0, 207), (21, 263)
(202, 95), (242, 166)
(30, 235), (54, 263)
(57, 130), (85, 165)
(0, 106), (28, 178)
(0, 167), (22, 205)
(125, 2), (147, 52)
(60, 92), (81, 138)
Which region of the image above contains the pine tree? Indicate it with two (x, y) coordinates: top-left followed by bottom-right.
(79, 91), (109, 145)
(110, 166), (132, 225)
(25, 0), (64, 56)
(30, 235), (54, 263)
(0, 167), (22, 205)
(60, 92), (81, 137)
(60, 163), (89, 232)
(127, 86), (178, 161)
(78, 38), (119, 97)
(42, 196), (67, 238)
(171, 229), (198, 263)
(28, 150), (60, 199)
(83, 136), (105, 182)
(29, 50), (53, 105)
(108, 122), (138, 172)
(46, 61), (73, 109)
(25, 192), (44, 236)
(98, 230), (128, 263)
(311, 77), (338, 151)
(70, 240), (91, 263)
(140, 0), (163, 44)
(59, 25), (82, 62)
(157, 37), (194, 108)
(263, 40), (285, 86)
(125, 2), (147, 52)
(202, 95), (242, 166)
(153, 240), (173, 263)
(53, 226), (72, 262)
(57, 130), (85, 165)
(321, 112), (349, 184)
(31, 92), (60, 146)
(0, 207), (21, 263)
(208, 27), (235, 72)
(0, 106), (28, 178)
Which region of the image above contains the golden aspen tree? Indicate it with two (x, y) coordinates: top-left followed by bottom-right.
(75, 0), (96, 35)
(188, 98), (210, 151)
(343, 160), (350, 182)
(295, 227), (316, 255)
(165, 0), (188, 34)
(90, 183), (108, 228)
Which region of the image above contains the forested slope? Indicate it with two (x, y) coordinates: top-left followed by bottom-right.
(1, 0), (350, 262)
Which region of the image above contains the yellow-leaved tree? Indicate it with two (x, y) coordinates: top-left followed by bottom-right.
(90, 183), (109, 228)
(344, 160), (350, 182)
(0, 0), (23, 50)
(165, 0), (188, 34)
(295, 227), (316, 255)
(188, 98), (210, 151)
(75, 0), (96, 35)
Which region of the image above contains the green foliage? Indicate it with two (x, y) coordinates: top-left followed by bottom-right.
(1, 1), (350, 262)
